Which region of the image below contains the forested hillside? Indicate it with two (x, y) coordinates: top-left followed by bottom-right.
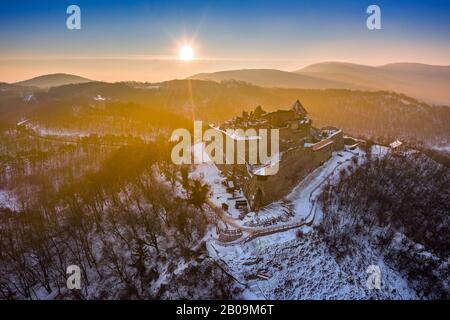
(318, 150), (450, 299)
(1, 80), (449, 147)
(0, 132), (241, 299)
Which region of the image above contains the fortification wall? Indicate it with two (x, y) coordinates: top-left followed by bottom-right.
(243, 145), (331, 208)
(331, 130), (344, 151)
(243, 130), (344, 209)
(217, 126), (344, 211)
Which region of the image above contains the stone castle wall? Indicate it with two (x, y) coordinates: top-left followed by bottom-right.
(244, 130), (344, 209)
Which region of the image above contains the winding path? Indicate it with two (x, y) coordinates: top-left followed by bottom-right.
(210, 152), (355, 245)
(17, 122), (129, 148)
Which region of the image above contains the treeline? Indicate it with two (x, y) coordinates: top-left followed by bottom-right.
(0, 141), (240, 299)
(2, 80), (449, 147)
(318, 150), (450, 299)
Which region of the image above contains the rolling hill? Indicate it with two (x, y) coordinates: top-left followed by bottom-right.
(189, 69), (359, 90)
(296, 62), (400, 91)
(297, 62), (450, 105)
(191, 62), (450, 105)
(14, 73), (94, 89)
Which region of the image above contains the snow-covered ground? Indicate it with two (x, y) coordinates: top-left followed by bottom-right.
(432, 144), (450, 153)
(23, 94), (34, 102)
(209, 226), (417, 299)
(0, 190), (18, 211)
(17, 119), (90, 138)
(27, 124), (90, 138)
(200, 144), (420, 299)
(287, 149), (358, 222)
(190, 143), (244, 220)
(371, 144), (390, 157)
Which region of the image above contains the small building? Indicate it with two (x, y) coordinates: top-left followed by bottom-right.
(390, 139), (403, 150)
(235, 199), (248, 209)
(226, 180), (235, 193)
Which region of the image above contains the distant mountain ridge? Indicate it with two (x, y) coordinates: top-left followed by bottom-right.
(190, 69), (359, 90)
(14, 73), (93, 88)
(7, 62), (450, 104)
(191, 62), (450, 105)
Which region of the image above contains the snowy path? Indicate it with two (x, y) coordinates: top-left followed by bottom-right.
(287, 150), (354, 216)
(16, 121), (127, 148)
(199, 148), (360, 246)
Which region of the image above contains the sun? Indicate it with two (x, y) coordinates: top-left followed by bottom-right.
(179, 45), (194, 61)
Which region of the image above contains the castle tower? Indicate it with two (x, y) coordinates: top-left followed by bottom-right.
(254, 105), (267, 118)
(291, 100), (307, 118)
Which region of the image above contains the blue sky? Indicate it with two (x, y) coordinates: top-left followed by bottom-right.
(0, 0), (449, 81)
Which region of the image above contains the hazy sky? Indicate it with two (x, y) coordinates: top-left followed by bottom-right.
(1, 0), (449, 82)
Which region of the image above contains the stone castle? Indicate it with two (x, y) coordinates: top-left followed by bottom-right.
(213, 100), (345, 212)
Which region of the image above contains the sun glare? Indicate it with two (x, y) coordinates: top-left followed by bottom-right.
(179, 45), (194, 61)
